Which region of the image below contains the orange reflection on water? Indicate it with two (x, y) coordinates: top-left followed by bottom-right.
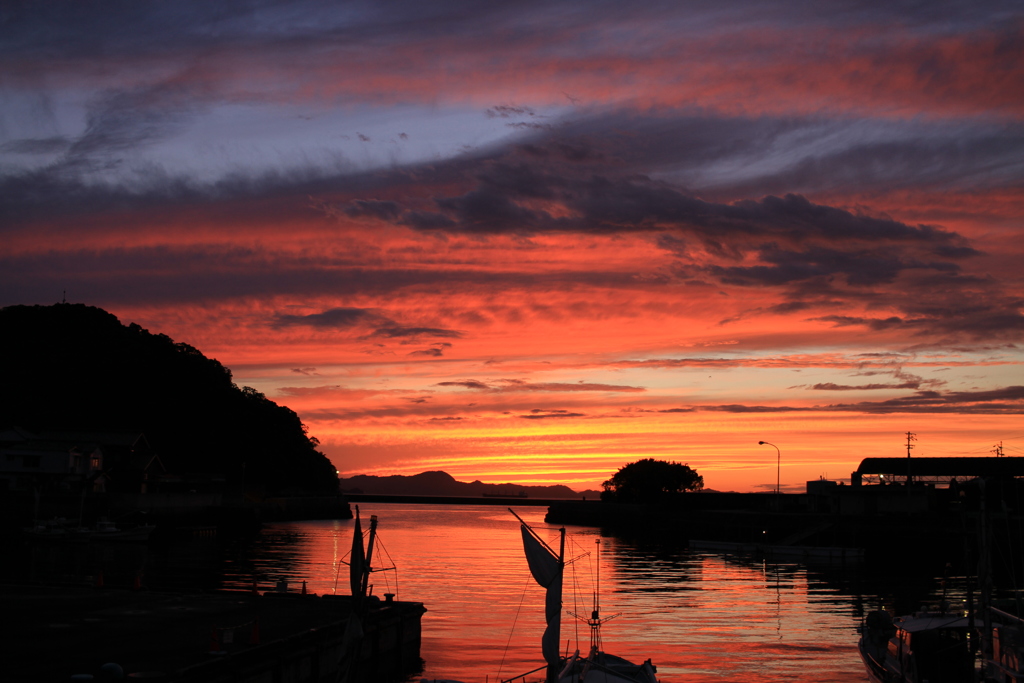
(225, 505), (867, 682)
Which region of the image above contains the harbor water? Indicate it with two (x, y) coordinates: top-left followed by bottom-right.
(8, 502), (974, 682)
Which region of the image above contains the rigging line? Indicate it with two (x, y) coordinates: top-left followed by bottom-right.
(375, 537), (399, 598)
(333, 529), (353, 595)
(569, 548), (582, 648)
(498, 571), (535, 682)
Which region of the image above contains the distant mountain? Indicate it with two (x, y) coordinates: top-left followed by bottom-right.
(339, 470), (600, 499)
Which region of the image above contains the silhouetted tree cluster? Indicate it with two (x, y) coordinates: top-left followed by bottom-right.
(0, 303), (338, 494)
(601, 458), (704, 502)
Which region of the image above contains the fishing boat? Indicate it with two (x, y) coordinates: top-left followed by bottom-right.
(859, 477), (1024, 683)
(511, 509), (658, 683)
(859, 605), (1024, 683)
(859, 607), (980, 683)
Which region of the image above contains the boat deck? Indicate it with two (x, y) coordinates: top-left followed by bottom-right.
(1, 583), (425, 682)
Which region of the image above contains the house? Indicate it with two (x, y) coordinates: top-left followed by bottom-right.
(0, 427), (160, 494)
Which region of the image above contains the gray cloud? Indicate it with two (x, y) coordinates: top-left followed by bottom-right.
(438, 380), (491, 390)
(373, 326), (462, 339)
(659, 385), (1024, 415)
(437, 379), (645, 392)
(275, 307), (391, 329)
(519, 409), (586, 419)
(2, 136), (71, 154)
(810, 382), (924, 391)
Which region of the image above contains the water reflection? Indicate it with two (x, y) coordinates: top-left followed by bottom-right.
(9, 503), (975, 682)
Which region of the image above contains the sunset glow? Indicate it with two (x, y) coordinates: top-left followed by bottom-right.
(3, 2), (1022, 492)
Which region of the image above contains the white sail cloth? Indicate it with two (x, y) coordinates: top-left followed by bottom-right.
(520, 525), (563, 670)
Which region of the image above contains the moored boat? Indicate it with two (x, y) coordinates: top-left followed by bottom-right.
(423, 511), (657, 683)
(859, 605), (1024, 683)
(511, 509), (657, 683)
(859, 608), (978, 683)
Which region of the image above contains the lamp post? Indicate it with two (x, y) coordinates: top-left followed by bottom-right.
(759, 441), (781, 508)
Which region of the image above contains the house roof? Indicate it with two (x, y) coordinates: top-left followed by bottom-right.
(855, 457), (1024, 478)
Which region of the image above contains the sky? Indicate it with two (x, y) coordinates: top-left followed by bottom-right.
(2, 1), (1023, 493)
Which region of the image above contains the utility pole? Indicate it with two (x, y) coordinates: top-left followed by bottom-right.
(993, 441), (1004, 457)
(905, 431), (916, 486)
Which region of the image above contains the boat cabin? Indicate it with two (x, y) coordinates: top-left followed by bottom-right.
(886, 614), (977, 683)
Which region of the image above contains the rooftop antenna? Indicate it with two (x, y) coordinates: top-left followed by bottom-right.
(904, 432), (916, 486)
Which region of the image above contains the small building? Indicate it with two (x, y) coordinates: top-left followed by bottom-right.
(852, 456), (1024, 487)
(0, 427), (157, 494)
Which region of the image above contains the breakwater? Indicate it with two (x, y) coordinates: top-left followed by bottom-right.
(545, 488), (1024, 579)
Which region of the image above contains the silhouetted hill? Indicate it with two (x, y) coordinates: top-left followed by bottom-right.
(0, 303), (337, 494)
(339, 470), (599, 499)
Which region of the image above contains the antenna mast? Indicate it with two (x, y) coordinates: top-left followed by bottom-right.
(905, 432), (917, 486)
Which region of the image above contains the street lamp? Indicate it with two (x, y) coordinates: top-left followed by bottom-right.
(759, 441), (781, 501)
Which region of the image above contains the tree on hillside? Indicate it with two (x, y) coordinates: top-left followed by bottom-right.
(601, 458), (704, 502)
(0, 303), (338, 494)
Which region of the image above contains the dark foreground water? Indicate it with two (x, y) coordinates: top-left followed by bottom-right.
(6, 503), (976, 682)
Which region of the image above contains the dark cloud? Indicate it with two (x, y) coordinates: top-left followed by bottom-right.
(344, 199), (402, 221)
(810, 382), (924, 391)
(485, 105), (536, 119)
(438, 380), (491, 390)
(431, 187), (556, 234)
(813, 294), (1024, 339)
(0, 241), (647, 309)
(519, 409), (586, 419)
(436, 379), (644, 392)
(276, 307), (390, 329)
(704, 404), (812, 413)
(409, 348), (444, 357)
(659, 385), (1024, 415)
(711, 244), (961, 287)
(372, 326), (462, 339)
(409, 342), (456, 357)
(2, 136), (71, 154)
(381, 156), (974, 263)
(815, 315), (908, 330)
(822, 385), (1024, 414)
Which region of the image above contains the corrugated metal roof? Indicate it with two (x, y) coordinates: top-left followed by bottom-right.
(855, 457), (1024, 477)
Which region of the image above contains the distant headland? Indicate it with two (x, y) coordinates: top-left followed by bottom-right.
(339, 470), (601, 499)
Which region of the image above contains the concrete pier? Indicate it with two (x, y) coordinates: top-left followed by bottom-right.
(2, 585), (424, 682)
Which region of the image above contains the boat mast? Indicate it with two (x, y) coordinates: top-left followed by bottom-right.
(591, 539), (602, 652)
(573, 537), (620, 654)
(361, 514), (379, 598)
(509, 508), (565, 683)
